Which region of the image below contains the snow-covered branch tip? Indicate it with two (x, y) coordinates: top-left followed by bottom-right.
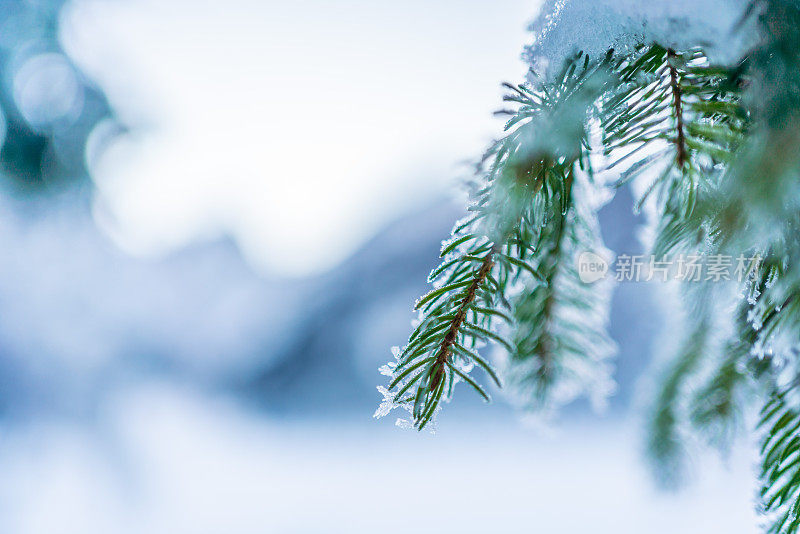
(376, 51), (616, 430)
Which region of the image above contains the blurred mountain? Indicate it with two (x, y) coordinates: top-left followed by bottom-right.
(0, 192), (295, 421)
(244, 198), (464, 414)
(0, 182), (664, 424)
(245, 185), (665, 417)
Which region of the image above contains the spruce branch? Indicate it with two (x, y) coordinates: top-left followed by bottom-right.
(376, 51), (615, 429)
(718, 0), (800, 243)
(503, 169), (616, 415)
(748, 251), (800, 533)
(647, 315), (709, 487)
(688, 301), (753, 450)
(599, 45), (757, 487)
(601, 45), (746, 258)
(760, 391), (800, 534)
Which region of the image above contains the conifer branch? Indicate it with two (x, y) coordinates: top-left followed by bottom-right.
(503, 169), (616, 414)
(431, 247), (498, 370)
(376, 51), (615, 429)
(648, 317), (709, 483)
(760, 391), (800, 534)
(689, 301), (752, 449)
(601, 44), (755, 487)
(601, 45), (746, 255)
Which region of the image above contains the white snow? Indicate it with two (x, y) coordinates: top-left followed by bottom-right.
(0, 383), (761, 534)
(525, 0), (756, 80)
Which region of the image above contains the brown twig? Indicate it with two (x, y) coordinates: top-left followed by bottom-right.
(430, 246), (499, 388)
(667, 49), (688, 168)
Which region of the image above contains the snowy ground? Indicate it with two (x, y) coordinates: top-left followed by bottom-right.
(0, 383), (759, 534)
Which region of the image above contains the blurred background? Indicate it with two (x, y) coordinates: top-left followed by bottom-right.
(0, 0), (761, 532)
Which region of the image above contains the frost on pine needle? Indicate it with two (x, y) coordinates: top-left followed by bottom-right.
(501, 172), (617, 416)
(373, 386), (395, 419)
